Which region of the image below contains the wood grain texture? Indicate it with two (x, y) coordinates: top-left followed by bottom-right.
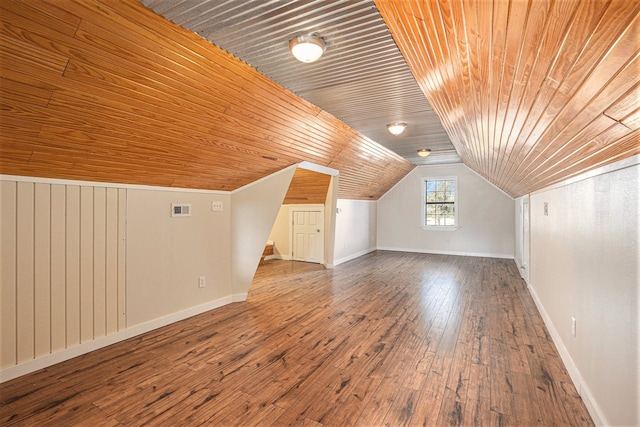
(376, 0), (640, 197)
(0, 253), (593, 426)
(0, 0), (413, 200)
(283, 168), (332, 205)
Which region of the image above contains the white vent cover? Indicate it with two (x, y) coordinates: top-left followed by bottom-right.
(171, 203), (191, 217)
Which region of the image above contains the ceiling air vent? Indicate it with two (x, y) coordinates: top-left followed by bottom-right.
(171, 203), (191, 217)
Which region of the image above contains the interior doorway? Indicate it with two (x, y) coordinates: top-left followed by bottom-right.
(292, 209), (324, 263)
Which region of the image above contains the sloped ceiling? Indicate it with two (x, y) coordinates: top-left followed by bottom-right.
(1, 0), (638, 200)
(141, 0), (460, 166)
(375, 0), (640, 196)
(0, 0), (413, 200)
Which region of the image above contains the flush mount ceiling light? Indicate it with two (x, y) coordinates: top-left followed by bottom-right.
(387, 122), (407, 136)
(417, 148), (432, 157)
(289, 34), (326, 63)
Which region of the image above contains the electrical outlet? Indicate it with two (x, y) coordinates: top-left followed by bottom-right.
(199, 276), (206, 288)
(544, 202), (549, 216)
(571, 316), (576, 337)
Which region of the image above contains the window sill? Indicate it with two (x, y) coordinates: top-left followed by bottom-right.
(422, 226), (460, 231)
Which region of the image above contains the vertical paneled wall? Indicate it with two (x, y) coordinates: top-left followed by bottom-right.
(0, 181), (126, 369)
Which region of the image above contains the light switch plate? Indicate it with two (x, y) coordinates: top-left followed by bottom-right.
(211, 201), (223, 212)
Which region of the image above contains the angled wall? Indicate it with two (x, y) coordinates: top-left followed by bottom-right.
(230, 166), (296, 296)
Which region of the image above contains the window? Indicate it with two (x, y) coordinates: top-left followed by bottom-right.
(422, 177), (457, 229)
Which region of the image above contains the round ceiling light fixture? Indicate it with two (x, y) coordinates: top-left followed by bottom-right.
(417, 148), (432, 157)
(387, 122), (407, 136)
(289, 34), (326, 63)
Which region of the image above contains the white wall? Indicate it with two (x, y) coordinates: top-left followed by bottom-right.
(268, 198), (373, 267)
(0, 167), (295, 382)
(528, 162), (639, 426)
(377, 163), (515, 258)
(269, 205), (292, 259)
(334, 199), (377, 265)
(126, 189), (232, 327)
(230, 166), (296, 296)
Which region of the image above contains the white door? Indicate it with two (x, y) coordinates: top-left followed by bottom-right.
(292, 210), (323, 263)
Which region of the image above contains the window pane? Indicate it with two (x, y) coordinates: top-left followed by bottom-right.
(424, 178), (457, 227)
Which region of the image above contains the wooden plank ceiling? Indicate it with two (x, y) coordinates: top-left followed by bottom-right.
(283, 168), (332, 205)
(0, 0), (414, 200)
(376, 0), (640, 197)
(141, 0), (460, 166)
(2, 0), (638, 200)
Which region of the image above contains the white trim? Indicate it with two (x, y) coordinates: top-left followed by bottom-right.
(0, 294), (245, 383)
(232, 293), (248, 302)
(527, 284), (605, 426)
(298, 161), (339, 176)
(333, 247), (376, 266)
(0, 174), (230, 194)
(421, 226), (460, 231)
(376, 246), (514, 259)
(422, 176), (459, 228)
(513, 257), (529, 286)
(532, 154), (640, 195)
(282, 203), (324, 211)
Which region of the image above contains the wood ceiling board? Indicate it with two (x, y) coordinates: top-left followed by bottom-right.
(283, 168), (332, 205)
(376, 0), (640, 197)
(1, 0), (413, 198)
(605, 84), (640, 126)
(144, 0), (457, 168)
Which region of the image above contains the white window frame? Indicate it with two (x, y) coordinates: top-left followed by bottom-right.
(421, 176), (459, 231)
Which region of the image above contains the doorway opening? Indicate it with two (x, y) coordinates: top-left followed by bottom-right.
(265, 163), (337, 266)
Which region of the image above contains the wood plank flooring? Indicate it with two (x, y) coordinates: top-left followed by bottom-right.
(0, 251), (593, 426)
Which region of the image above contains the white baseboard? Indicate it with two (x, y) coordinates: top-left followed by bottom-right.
(232, 292), (247, 302)
(0, 294), (245, 383)
(376, 246), (514, 259)
(333, 247), (376, 266)
(527, 284), (606, 426)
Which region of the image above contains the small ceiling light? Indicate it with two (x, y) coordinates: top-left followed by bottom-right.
(417, 148), (432, 157)
(289, 34), (326, 63)
(387, 122), (407, 136)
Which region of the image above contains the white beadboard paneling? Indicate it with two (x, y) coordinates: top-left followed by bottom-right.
(93, 187), (107, 339)
(16, 182), (34, 363)
(0, 180), (127, 371)
(0, 181), (17, 368)
(106, 187), (119, 335)
(34, 183), (51, 358)
(66, 185), (81, 347)
(80, 186), (94, 343)
(117, 188), (127, 330)
(50, 184), (66, 353)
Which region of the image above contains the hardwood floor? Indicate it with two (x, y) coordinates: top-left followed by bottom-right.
(1, 251), (593, 426)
